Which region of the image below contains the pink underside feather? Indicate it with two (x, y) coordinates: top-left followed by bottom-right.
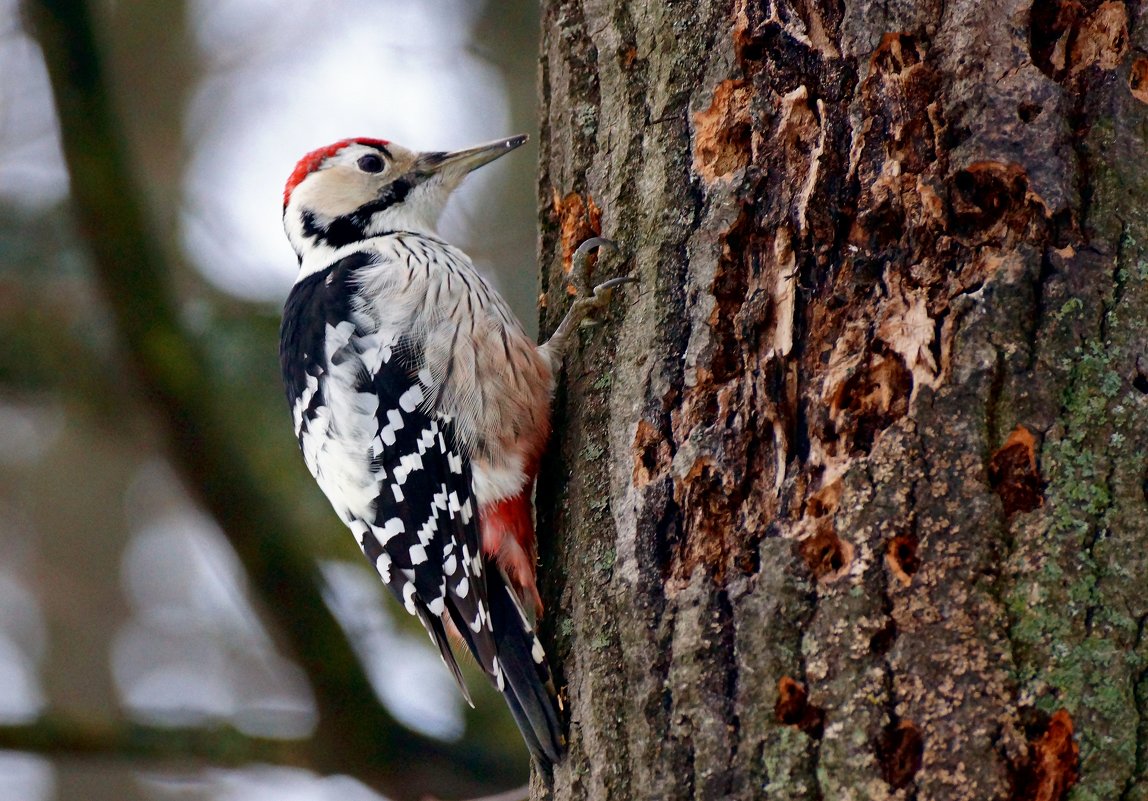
(480, 490), (543, 619)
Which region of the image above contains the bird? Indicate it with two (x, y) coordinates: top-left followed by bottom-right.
(278, 133), (631, 765)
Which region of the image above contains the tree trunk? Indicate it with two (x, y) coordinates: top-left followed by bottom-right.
(535, 0), (1148, 799)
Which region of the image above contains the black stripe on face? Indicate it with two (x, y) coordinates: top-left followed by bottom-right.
(300, 175), (421, 249)
(359, 177), (413, 217)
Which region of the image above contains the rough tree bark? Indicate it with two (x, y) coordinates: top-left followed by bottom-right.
(535, 0), (1148, 799)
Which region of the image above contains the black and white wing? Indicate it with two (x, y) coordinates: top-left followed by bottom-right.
(280, 250), (499, 700)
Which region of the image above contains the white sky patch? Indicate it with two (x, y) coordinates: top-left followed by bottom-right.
(320, 559), (464, 740)
(0, 401), (64, 467)
(142, 766), (385, 801)
(0, 563), (46, 723)
(0, 752), (54, 801)
(0, 570), (46, 670)
(0, 0), (69, 209)
(182, 0), (511, 302)
(0, 635), (43, 721)
(115, 462), (317, 738)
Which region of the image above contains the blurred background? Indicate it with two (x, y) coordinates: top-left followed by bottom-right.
(0, 1), (541, 798)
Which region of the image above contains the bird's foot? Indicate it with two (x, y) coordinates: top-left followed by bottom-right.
(544, 237), (636, 358)
(570, 237), (636, 315)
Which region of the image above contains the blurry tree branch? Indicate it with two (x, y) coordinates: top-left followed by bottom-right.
(0, 715), (309, 767)
(22, 0), (518, 798)
(425, 787), (529, 801)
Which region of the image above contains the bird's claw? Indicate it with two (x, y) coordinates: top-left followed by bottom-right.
(569, 237), (635, 313)
(573, 236), (619, 259)
(544, 236), (635, 356)
(591, 274), (639, 297)
(574, 237), (619, 259)
(570, 237), (622, 298)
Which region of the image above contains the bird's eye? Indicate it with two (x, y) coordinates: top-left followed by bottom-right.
(357, 154), (384, 173)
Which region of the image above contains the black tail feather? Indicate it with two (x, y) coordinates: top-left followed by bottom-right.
(440, 563), (565, 764)
(415, 603), (475, 708)
(486, 568), (565, 765)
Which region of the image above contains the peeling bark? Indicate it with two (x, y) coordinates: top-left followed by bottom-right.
(536, 0), (1148, 798)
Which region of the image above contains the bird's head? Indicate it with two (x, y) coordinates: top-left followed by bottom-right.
(282, 134), (527, 268)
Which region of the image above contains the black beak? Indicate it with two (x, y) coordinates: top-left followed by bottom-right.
(417, 134), (529, 174)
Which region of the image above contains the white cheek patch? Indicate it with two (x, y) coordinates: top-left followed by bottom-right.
(294, 166), (379, 219)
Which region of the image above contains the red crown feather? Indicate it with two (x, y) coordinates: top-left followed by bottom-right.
(283, 137), (391, 207)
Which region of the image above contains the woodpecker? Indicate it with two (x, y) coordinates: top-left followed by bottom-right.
(278, 133), (630, 764)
